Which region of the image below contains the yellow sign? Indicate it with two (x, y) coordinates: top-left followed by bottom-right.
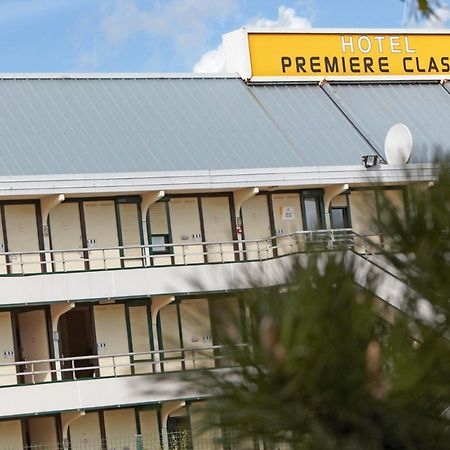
(247, 32), (450, 78)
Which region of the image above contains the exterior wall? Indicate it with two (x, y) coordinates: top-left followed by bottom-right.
(201, 196), (235, 262)
(241, 195), (273, 260)
(17, 309), (51, 383)
(139, 409), (160, 447)
(27, 416), (58, 449)
(3, 203), (41, 274)
(0, 311), (16, 386)
(271, 192), (303, 255)
(0, 419), (23, 448)
(128, 304), (153, 374)
(94, 304), (130, 377)
(103, 408), (137, 447)
(169, 197), (204, 264)
(83, 200), (120, 269)
(67, 412), (102, 450)
(48, 202), (84, 272)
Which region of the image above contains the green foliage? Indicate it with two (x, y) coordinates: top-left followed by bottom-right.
(197, 166), (450, 449)
(402, 0), (442, 17)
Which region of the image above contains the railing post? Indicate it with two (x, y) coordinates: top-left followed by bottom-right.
(113, 355), (117, 377)
(71, 359), (76, 380)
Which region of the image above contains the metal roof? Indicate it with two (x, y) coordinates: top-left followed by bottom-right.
(323, 82), (450, 163)
(0, 76), (447, 176)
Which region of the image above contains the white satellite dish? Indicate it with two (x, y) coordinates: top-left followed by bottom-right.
(384, 123), (413, 164)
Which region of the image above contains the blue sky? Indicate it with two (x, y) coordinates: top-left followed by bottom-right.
(0, 0), (448, 73)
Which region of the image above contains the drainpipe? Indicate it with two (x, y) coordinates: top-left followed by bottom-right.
(50, 302), (75, 381)
(40, 194), (65, 273)
(150, 295), (175, 373)
(140, 191), (165, 265)
(61, 410), (85, 449)
(160, 401), (185, 450)
(233, 188), (259, 260)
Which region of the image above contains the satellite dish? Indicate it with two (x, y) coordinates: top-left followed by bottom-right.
(384, 123), (413, 164)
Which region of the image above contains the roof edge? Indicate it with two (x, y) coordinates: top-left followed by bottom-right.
(0, 72), (239, 80)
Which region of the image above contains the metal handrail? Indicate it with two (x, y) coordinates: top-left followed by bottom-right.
(0, 228), (375, 275)
(0, 344), (248, 385)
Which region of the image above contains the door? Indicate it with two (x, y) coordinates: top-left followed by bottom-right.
(180, 299), (214, 369)
(83, 200), (120, 269)
(3, 204), (43, 274)
(49, 202), (85, 272)
(59, 306), (96, 379)
(128, 303), (153, 374)
(159, 303), (183, 372)
(118, 201), (143, 268)
(139, 409), (160, 448)
(0, 212), (7, 274)
(271, 193), (303, 255)
(94, 304), (130, 377)
(67, 412), (102, 450)
(201, 197), (235, 263)
(302, 191), (325, 231)
(169, 198), (204, 264)
(103, 409), (137, 449)
(0, 420), (23, 449)
(26, 416), (58, 450)
(0, 311), (17, 386)
(148, 201), (172, 266)
(241, 195), (272, 260)
(17, 309), (51, 383)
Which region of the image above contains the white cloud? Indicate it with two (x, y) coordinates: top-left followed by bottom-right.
(423, 5), (450, 28)
(193, 5), (312, 74)
(75, 0), (238, 70)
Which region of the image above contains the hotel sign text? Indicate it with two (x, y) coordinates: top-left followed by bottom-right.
(247, 32), (450, 78)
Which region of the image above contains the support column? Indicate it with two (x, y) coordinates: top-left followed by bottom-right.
(233, 188), (259, 260)
(50, 302), (75, 381)
(160, 401), (185, 450)
(323, 184), (349, 229)
(141, 191), (165, 265)
(41, 194), (65, 272)
(150, 295), (175, 373)
(61, 410), (85, 449)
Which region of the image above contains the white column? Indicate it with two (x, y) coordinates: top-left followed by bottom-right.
(160, 401), (185, 450)
(61, 410), (85, 449)
(140, 191), (165, 265)
(323, 184), (349, 229)
(50, 302), (75, 381)
(40, 194), (65, 272)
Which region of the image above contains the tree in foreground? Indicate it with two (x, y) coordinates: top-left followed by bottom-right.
(194, 166), (450, 450)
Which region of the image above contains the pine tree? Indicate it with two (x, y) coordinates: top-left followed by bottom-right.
(196, 166), (450, 450)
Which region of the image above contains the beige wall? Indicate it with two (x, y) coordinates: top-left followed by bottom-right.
(68, 412), (102, 450)
(169, 198), (204, 264)
(241, 195), (272, 260)
(28, 416), (58, 449)
(0, 311), (17, 386)
(129, 305), (153, 374)
(94, 304), (130, 377)
(18, 309), (51, 383)
(0, 420), (23, 448)
(49, 202), (84, 272)
(180, 299), (214, 369)
(84, 201), (120, 269)
(104, 408), (137, 446)
(201, 197), (234, 263)
(4, 204), (41, 274)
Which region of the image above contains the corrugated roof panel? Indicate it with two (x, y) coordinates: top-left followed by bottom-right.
(248, 84), (374, 166)
(325, 83), (450, 163)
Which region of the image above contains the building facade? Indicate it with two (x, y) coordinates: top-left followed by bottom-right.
(0, 29), (449, 450)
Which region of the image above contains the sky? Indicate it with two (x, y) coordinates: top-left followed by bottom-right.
(0, 0), (449, 73)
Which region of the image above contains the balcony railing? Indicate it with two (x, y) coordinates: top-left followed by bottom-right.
(0, 228), (383, 276)
(0, 344), (247, 388)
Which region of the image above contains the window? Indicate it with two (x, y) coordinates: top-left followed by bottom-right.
(301, 191), (325, 230)
(151, 234), (170, 254)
